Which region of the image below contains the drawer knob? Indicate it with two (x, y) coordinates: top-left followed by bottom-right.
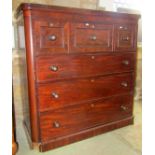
(119, 26), (128, 30)
(90, 79), (95, 83)
(122, 60), (129, 65)
(53, 121), (60, 128)
(91, 55), (95, 59)
(121, 105), (127, 111)
(90, 103), (95, 108)
(90, 35), (97, 41)
(48, 35), (57, 41)
(51, 92), (59, 99)
(121, 36), (129, 41)
(85, 23), (90, 27)
(49, 23), (54, 27)
(121, 82), (128, 87)
(49, 65), (58, 72)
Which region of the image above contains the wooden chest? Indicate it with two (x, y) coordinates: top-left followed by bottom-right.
(16, 3), (140, 152)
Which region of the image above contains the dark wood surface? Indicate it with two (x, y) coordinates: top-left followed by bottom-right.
(33, 19), (137, 55)
(38, 73), (134, 112)
(114, 24), (137, 51)
(39, 116), (133, 151)
(40, 94), (133, 141)
(16, 3), (140, 20)
(70, 23), (113, 52)
(22, 8), (39, 142)
(17, 3), (140, 152)
(34, 21), (69, 54)
(36, 53), (136, 82)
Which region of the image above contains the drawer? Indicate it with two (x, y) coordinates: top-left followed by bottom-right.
(70, 23), (113, 53)
(37, 73), (134, 112)
(34, 20), (69, 54)
(35, 53), (136, 82)
(40, 94), (133, 141)
(114, 24), (137, 51)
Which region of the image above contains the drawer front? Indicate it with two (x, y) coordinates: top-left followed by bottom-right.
(35, 53), (136, 82)
(34, 20), (69, 55)
(70, 23), (113, 53)
(114, 24), (137, 51)
(38, 73), (134, 111)
(40, 94), (133, 141)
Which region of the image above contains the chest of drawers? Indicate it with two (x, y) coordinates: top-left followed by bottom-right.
(16, 3), (140, 152)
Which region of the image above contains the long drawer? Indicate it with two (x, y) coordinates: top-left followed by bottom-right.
(40, 94), (133, 142)
(37, 73), (134, 112)
(35, 53), (136, 82)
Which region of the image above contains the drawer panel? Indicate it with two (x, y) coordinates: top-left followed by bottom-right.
(35, 53), (136, 82)
(34, 20), (69, 54)
(40, 94), (133, 141)
(70, 23), (113, 53)
(114, 24), (137, 51)
(38, 73), (134, 111)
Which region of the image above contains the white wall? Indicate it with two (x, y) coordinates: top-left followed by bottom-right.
(99, 0), (114, 11)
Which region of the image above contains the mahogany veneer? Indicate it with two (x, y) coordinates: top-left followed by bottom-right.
(16, 3), (140, 152)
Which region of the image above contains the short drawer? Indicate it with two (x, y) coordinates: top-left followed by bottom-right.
(37, 73), (134, 112)
(40, 94), (133, 141)
(35, 53), (136, 82)
(34, 20), (69, 54)
(114, 24), (137, 51)
(70, 23), (113, 53)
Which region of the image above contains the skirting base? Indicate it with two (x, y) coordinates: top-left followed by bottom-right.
(39, 117), (133, 152)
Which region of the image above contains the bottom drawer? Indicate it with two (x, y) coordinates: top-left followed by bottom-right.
(40, 94), (133, 141)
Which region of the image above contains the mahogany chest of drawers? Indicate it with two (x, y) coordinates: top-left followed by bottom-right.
(16, 3), (140, 152)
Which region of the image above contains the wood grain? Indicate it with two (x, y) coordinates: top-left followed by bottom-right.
(37, 73), (134, 111)
(40, 94), (133, 141)
(16, 3), (139, 151)
(36, 53), (136, 82)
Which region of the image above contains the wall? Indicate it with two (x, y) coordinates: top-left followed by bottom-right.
(135, 44), (142, 100)
(12, 0), (98, 12)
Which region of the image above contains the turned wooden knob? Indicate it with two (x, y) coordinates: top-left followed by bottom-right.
(121, 82), (128, 87)
(48, 35), (57, 41)
(121, 105), (128, 111)
(121, 36), (130, 41)
(53, 121), (60, 128)
(49, 65), (58, 72)
(119, 26), (128, 30)
(90, 35), (97, 41)
(51, 92), (59, 99)
(122, 60), (129, 65)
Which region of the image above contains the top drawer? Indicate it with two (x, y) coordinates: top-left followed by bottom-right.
(33, 20), (137, 54)
(114, 24), (137, 51)
(34, 21), (113, 54)
(70, 23), (113, 53)
(34, 20), (69, 55)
